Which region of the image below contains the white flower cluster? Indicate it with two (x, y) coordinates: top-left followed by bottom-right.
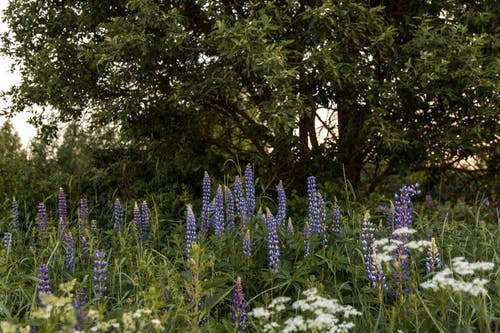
(372, 231), (434, 265)
(249, 288), (361, 333)
(421, 257), (494, 296)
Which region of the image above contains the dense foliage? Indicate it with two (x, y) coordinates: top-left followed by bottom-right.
(1, 0), (498, 194)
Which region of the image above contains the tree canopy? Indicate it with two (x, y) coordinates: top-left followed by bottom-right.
(1, 0), (498, 192)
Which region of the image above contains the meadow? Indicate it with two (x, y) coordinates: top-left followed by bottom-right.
(0, 164), (498, 332)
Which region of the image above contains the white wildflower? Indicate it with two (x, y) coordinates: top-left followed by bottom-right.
(269, 296), (291, 311)
(302, 288), (318, 297)
(373, 238), (390, 247)
(282, 315), (306, 332)
(263, 321), (279, 332)
(292, 299), (312, 311)
(451, 257), (494, 275)
(250, 307), (272, 319)
(392, 227), (417, 235)
(151, 319), (161, 325)
(405, 240), (431, 251)
(375, 252), (393, 264)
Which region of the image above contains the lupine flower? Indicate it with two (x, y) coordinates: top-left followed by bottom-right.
(93, 250), (108, 302)
(214, 185), (225, 238)
(317, 193), (328, 248)
(58, 188), (68, 239)
(244, 164), (256, 217)
(391, 184), (420, 295)
(360, 211), (388, 290)
(393, 184), (420, 230)
(133, 202), (142, 242)
(3, 232), (12, 252)
(232, 276), (248, 332)
(286, 219), (294, 234)
(37, 203), (48, 235)
(425, 235), (441, 273)
(225, 186), (235, 231)
(90, 220), (97, 236)
(234, 175), (248, 231)
(303, 222), (312, 258)
(80, 198), (89, 229)
(63, 231), (75, 274)
(307, 176), (320, 233)
(37, 262), (51, 306)
(200, 171), (212, 234)
(243, 229), (252, 258)
(12, 199), (19, 231)
(369, 249), (389, 291)
(74, 289), (88, 331)
(113, 198), (124, 236)
(186, 204), (197, 260)
(79, 198), (89, 248)
(265, 208), (280, 275)
(276, 180), (287, 227)
(331, 204), (343, 233)
(140, 201), (151, 241)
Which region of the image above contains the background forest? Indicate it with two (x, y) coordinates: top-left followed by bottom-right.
(0, 0), (498, 218)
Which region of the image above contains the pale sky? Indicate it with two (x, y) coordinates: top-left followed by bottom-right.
(0, 0), (36, 148)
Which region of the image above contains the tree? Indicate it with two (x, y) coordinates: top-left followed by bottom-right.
(1, 0), (498, 193)
(0, 121), (27, 213)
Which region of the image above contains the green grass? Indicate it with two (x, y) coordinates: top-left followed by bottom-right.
(0, 182), (498, 332)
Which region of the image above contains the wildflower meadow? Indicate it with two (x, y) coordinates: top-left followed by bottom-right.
(0, 164), (498, 332)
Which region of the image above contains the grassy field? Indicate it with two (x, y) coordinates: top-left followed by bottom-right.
(0, 169), (498, 332)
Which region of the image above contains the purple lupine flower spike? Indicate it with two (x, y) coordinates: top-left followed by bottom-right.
(332, 204), (343, 233)
(303, 222), (312, 258)
(232, 276), (248, 332)
(369, 249), (388, 291)
(93, 250), (108, 303)
(242, 229), (251, 258)
(58, 188), (67, 240)
(307, 176), (320, 233)
(265, 208), (280, 275)
(361, 211), (388, 291)
(133, 202), (142, 242)
(234, 175), (248, 232)
(3, 233), (12, 252)
(244, 164), (255, 217)
(63, 231), (75, 274)
(79, 198), (89, 248)
(113, 198), (124, 236)
(214, 185), (225, 238)
(225, 186), (235, 231)
(200, 171), (212, 235)
(12, 199), (20, 231)
(391, 184), (420, 295)
(140, 201), (150, 241)
(37, 262), (51, 306)
(276, 180), (287, 227)
(37, 203), (47, 234)
(74, 289), (88, 331)
(80, 198), (89, 229)
(317, 193), (328, 248)
(186, 204), (197, 260)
